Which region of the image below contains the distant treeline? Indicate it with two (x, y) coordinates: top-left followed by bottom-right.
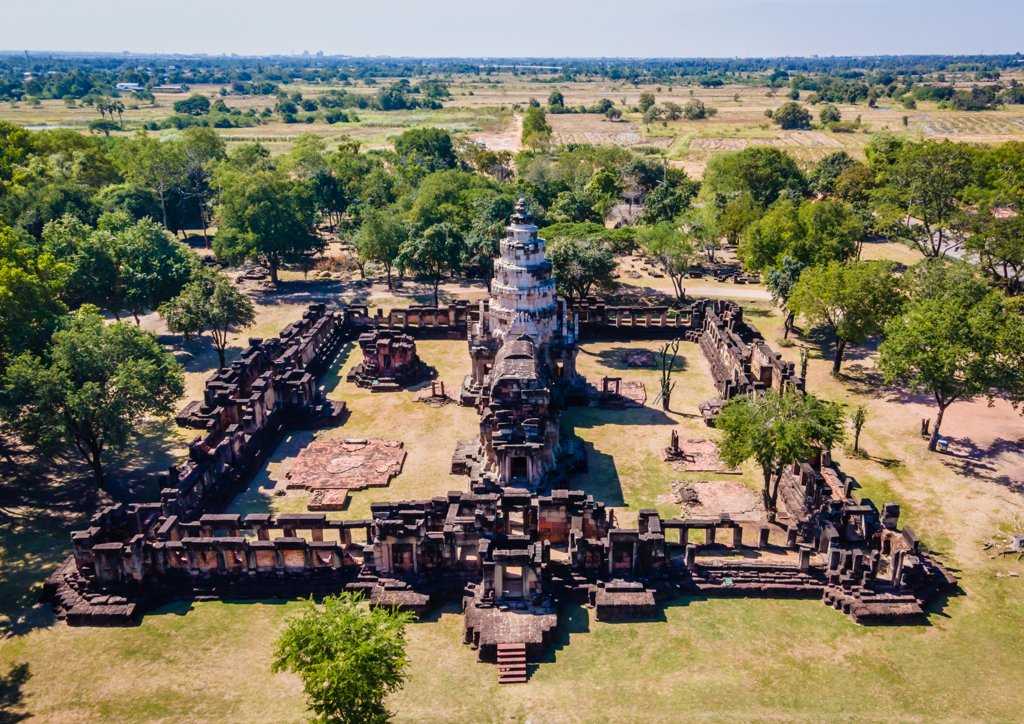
(1, 53), (1022, 101)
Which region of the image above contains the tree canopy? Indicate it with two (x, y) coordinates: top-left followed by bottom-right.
(789, 260), (903, 374)
(717, 390), (845, 510)
(159, 270), (255, 368)
(636, 222), (695, 302)
(1, 306), (184, 492)
(548, 235), (616, 306)
(879, 260), (1024, 450)
(272, 593), (413, 724)
(213, 168), (322, 284)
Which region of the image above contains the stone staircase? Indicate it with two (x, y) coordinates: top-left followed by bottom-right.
(496, 642), (528, 684)
(822, 583), (924, 622)
(691, 563), (824, 597)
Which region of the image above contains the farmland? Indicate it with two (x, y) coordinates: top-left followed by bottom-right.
(6, 71), (1024, 175)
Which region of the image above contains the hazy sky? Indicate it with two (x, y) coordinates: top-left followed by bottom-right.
(4, 0), (1022, 57)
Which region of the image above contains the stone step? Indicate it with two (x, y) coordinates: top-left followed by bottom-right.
(497, 642), (526, 652)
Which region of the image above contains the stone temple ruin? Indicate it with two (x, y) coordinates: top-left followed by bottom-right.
(347, 329), (434, 391)
(44, 201), (955, 685)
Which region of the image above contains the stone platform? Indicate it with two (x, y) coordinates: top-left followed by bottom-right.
(285, 438), (406, 510)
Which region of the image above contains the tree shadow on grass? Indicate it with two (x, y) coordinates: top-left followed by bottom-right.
(583, 346), (689, 373)
(156, 333), (224, 375)
(0, 662), (30, 724)
(0, 451), (96, 637)
(566, 404), (677, 430)
(226, 430), (319, 515)
(252, 279), (347, 307)
(934, 435), (1024, 493)
(841, 363), (936, 407)
(801, 325), (881, 366)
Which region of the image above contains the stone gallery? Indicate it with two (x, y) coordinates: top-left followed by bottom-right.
(44, 201), (955, 685)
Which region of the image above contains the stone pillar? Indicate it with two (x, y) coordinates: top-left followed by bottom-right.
(798, 547), (811, 572)
(786, 526), (798, 549)
(679, 527), (689, 546)
(827, 547), (842, 573)
(684, 543), (697, 568)
(892, 550), (905, 587)
(706, 526), (716, 545)
(732, 526), (743, 548)
(758, 527), (770, 549)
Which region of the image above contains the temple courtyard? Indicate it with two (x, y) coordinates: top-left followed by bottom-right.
(1, 265), (1023, 721)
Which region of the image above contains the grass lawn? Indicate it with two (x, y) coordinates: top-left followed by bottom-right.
(1, 274), (1023, 722)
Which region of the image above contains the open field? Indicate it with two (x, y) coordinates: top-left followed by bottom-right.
(1, 258), (1023, 721)
(6, 73), (1024, 174)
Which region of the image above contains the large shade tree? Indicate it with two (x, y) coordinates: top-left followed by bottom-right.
(1, 307), (184, 493)
(636, 222), (695, 302)
(717, 390), (845, 511)
(879, 260), (1024, 450)
(789, 260), (903, 375)
(213, 169), (323, 284)
(548, 235), (616, 306)
(354, 209), (407, 290)
(873, 140), (974, 258)
(159, 270), (256, 368)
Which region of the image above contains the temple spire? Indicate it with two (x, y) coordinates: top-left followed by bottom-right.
(510, 197), (532, 225)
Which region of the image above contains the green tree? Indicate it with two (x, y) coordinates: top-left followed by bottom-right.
(398, 222), (463, 306)
(1, 306), (184, 493)
(637, 222), (695, 302)
(159, 271), (256, 368)
(739, 199), (862, 272)
(0, 224), (67, 369)
(355, 210), (407, 289)
(272, 593), (413, 724)
(116, 133), (187, 229)
(879, 261), (1024, 450)
(87, 119), (120, 137)
(771, 102), (813, 130)
(874, 140), (975, 258)
(109, 213), (195, 322)
(44, 212), (194, 322)
(700, 146), (806, 211)
(548, 90), (565, 109)
(683, 99), (716, 120)
(819, 104), (842, 125)
(638, 92), (656, 112)
(179, 127), (227, 243)
(717, 390), (845, 511)
(851, 405), (868, 453)
(393, 127), (457, 176)
(765, 254), (805, 338)
(808, 151), (856, 196)
(173, 94), (211, 116)
(963, 208), (1024, 295)
(638, 174), (699, 225)
(213, 169), (322, 284)
(789, 260), (903, 375)
(548, 236), (616, 306)
(521, 106), (552, 148)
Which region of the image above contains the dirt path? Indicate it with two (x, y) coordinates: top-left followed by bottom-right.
(470, 113), (521, 152)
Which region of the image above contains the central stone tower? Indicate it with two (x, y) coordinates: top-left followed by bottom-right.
(456, 199), (583, 492)
(487, 199), (560, 346)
